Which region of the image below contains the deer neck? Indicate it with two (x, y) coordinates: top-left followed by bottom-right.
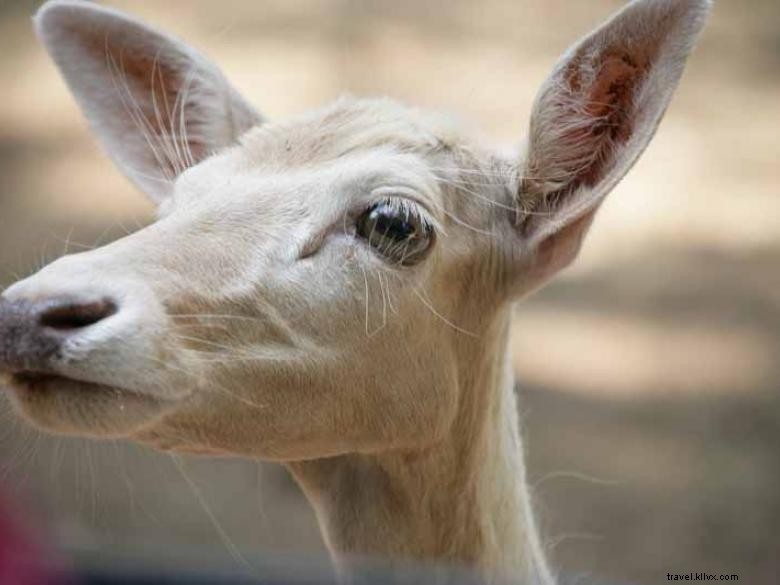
(287, 307), (553, 583)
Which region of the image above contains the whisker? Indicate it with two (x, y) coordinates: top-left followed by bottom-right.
(412, 288), (478, 338)
(532, 470), (623, 490)
(171, 313), (271, 325)
(170, 454), (254, 574)
(137, 350), (269, 409)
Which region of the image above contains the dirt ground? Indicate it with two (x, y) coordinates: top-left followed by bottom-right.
(1, 1), (778, 584)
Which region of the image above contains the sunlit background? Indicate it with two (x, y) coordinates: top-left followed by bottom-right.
(1, 1), (778, 584)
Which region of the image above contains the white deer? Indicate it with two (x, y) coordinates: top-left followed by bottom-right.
(0, 0), (710, 583)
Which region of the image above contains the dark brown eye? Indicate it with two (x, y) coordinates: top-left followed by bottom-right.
(356, 199), (434, 265)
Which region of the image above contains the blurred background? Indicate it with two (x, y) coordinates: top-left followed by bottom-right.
(0, 1), (778, 584)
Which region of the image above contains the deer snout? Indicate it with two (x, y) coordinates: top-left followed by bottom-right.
(0, 296), (118, 375)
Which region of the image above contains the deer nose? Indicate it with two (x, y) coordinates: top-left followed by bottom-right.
(0, 296), (118, 374)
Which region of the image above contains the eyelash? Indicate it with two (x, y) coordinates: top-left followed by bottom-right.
(354, 198), (435, 266)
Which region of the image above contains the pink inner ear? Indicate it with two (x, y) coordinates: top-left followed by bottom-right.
(523, 28), (667, 219)
(65, 22), (206, 178)
(575, 53), (639, 141)
(559, 45), (653, 192)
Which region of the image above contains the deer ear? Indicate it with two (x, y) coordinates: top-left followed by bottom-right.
(515, 0), (710, 290)
(34, 0), (263, 204)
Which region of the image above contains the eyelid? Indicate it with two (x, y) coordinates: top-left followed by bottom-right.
(367, 187), (442, 233)
(367, 198), (435, 235)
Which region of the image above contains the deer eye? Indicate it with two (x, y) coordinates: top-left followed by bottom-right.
(356, 199), (434, 266)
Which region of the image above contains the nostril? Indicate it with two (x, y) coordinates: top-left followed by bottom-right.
(38, 298), (118, 331)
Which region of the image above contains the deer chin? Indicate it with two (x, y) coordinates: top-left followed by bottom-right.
(3, 371), (176, 438)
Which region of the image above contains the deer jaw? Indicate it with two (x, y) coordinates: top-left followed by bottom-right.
(0, 0), (711, 580)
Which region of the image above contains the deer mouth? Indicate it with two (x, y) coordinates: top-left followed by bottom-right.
(3, 370), (171, 437)
(11, 370), (70, 385)
(10, 370), (115, 393)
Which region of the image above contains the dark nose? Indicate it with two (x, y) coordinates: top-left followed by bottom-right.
(0, 297), (117, 373)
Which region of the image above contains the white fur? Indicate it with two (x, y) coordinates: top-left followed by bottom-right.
(2, 0), (711, 582)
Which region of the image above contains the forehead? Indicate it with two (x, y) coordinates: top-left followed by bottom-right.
(173, 97), (506, 227)
(237, 96), (465, 169)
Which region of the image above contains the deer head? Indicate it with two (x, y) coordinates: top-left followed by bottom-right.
(0, 0), (710, 576)
(0, 0), (710, 457)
